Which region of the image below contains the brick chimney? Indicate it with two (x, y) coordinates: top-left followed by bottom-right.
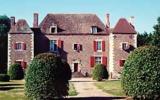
(106, 13), (110, 28)
(10, 16), (15, 27)
(33, 13), (38, 28)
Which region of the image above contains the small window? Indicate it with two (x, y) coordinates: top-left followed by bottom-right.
(14, 42), (26, 50)
(74, 44), (82, 51)
(95, 57), (102, 64)
(122, 43), (128, 50)
(96, 41), (102, 51)
(50, 40), (57, 52)
(91, 26), (97, 33)
(119, 60), (125, 67)
(16, 43), (22, 50)
(50, 25), (57, 33)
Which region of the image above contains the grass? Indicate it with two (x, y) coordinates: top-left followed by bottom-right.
(94, 80), (125, 96)
(0, 80), (77, 100)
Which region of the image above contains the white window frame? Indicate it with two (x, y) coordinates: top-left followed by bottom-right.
(91, 26), (97, 33)
(50, 40), (58, 52)
(73, 43), (82, 51)
(94, 56), (102, 64)
(120, 42), (128, 50)
(50, 25), (57, 33)
(95, 39), (103, 52)
(15, 42), (24, 51)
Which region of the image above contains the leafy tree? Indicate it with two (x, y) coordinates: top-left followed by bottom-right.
(137, 32), (152, 47)
(0, 15), (10, 74)
(121, 46), (160, 100)
(25, 53), (71, 100)
(150, 17), (160, 47)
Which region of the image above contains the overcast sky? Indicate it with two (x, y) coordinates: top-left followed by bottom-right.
(0, 0), (160, 33)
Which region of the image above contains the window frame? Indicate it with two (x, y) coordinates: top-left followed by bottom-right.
(121, 42), (128, 50)
(15, 42), (24, 51)
(50, 25), (57, 33)
(95, 39), (103, 52)
(91, 26), (98, 33)
(49, 40), (58, 52)
(94, 56), (102, 64)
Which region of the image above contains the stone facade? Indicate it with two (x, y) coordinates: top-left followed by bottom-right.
(8, 13), (137, 79)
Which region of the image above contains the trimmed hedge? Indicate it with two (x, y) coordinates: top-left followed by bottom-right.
(92, 64), (109, 81)
(121, 46), (160, 99)
(25, 53), (71, 100)
(9, 64), (24, 80)
(0, 74), (10, 82)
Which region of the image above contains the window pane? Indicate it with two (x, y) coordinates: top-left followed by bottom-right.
(16, 43), (22, 50)
(97, 41), (102, 51)
(95, 57), (101, 64)
(50, 40), (57, 51)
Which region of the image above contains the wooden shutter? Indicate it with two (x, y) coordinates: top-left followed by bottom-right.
(102, 56), (107, 67)
(90, 56), (95, 67)
(93, 41), (97, 52)
(21, 61), (27, 69)
(102, 40), (105, 51)
(119, 60), (125, 67)
(22, 43), (26, 50)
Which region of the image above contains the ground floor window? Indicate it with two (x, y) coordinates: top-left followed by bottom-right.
(15, 60), (27, 69)
(95, 57), (102, 64)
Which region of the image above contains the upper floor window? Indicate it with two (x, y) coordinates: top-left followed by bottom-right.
(50, 40), (57, 52)
(50, 25), (57, 33)
(95, 56), (102, 64)
(121, 42), (129, 50)
(14, 42), (26, 50)
(93, 40), (105, 52)
(91, 26), (97, 33)
(73, 44), (82, 52)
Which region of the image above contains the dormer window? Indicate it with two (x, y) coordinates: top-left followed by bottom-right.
(50, 25), (57, 33)
(91, 26), (97, 33)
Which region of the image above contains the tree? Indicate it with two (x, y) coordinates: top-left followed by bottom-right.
(25, 53), (71, 99)
(137, 32), (152, 47)
(121, 46), (160, 100)
(150, 17), (160, 47)
(0, 15), (10, 74)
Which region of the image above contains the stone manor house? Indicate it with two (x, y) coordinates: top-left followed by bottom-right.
(8, 13), (137, 79)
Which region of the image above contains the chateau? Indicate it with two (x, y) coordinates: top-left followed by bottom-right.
(8, 13), (137, 79)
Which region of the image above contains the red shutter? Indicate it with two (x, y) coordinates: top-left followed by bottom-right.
(80, 45), (82, 51)
(23, 43), (26, 50)
(21, 61), (27, 69)
(58, 40), (63, 48)
(13, 43), (16, 49)
(93, 41), (97, 52)
(102, 56), (107, 67)
(90, 56), (95, 67)
(119, 60), (125, 67)
(102, 41), (105, 51)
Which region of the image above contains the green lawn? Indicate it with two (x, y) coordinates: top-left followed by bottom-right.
(94, 80), (125, 96)
(0, 80), (77, 100)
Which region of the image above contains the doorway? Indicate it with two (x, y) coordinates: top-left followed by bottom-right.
(74, 63), (78, 72)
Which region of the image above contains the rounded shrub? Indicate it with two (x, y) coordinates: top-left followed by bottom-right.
(92, 64), (109, 81)
(121, 46), (160, 99)
(9, 63), (24, 80)
(62, 60), (72, 81)
(0, 74), (10, 82)
(25, 53), (71, 100)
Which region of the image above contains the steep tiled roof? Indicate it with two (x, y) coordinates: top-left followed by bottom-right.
(9, 19), (32, 33)
(113, 18), (136, 34)
(39, 14), (108, 34)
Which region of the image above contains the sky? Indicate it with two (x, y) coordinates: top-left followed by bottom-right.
(0, 0), (160, 33)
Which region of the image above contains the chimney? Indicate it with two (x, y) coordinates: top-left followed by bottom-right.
(33, 13), (38, 28)
(10, 16), (15, 27)
(129, 16), (135, 27)
(106, 13), (110, 28)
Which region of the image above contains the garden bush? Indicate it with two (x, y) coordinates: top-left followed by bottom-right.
(0, 74), (10, 82)
(25, 53), (72, 100)
(9, 63), (24, 80)
(121, 46), (160, 100)
(92, 64), (109, 81)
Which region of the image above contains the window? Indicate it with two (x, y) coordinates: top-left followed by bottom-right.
(50, 40), (57, 52)
(73, 44), (82, 52)
(95, 57), (102, 64)
(14, 42), (26, 50)
(50, 25), (57, 33)
(15, 60), (27, 69)
(119, 60), (125, 67)
(91, 26), (97, 33)
(97, 41), (102, 51)
(93, 40), (105, 52)
(122, 43), (128, 50)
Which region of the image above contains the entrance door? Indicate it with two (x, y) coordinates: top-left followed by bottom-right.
(74, 63), (78, 72)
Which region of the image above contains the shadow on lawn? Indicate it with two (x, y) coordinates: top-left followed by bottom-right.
(0, 86), (24, 91)
(66, 97), (126, 100)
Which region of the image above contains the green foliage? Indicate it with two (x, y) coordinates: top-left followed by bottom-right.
(25, 53), (71, 100)
(9, 64), (24, 80)
(137, 32), (152, 47)
(62, 60), (72, 81)
(121, 46), (160, 100)
(92, 64), (109, 81)
(0, 74), (10, 82)
(0, 15), (10, 73)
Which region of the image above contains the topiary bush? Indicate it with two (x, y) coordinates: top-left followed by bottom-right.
(0, 74), (10, 82)
(62, 60), (72, 81)
(121, 46), (160, 100)
(25, 53), (72, 100)
(92, 64), (109, 81)
(9, 63), (24, 80)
